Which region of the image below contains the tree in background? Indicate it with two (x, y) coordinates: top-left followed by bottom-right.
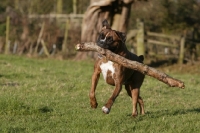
(0, 0), (200, 59)
(81, 0), (133, 42)
(161, 0), (200, 31)
(130, 0), (200, 33)
(76, 0), (134, 59)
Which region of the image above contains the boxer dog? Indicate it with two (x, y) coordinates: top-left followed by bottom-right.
(89, 20), (145, 116)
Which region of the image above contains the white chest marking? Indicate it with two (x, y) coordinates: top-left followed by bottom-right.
(100, 61), (115, 80)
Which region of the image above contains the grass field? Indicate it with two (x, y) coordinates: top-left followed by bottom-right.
(0, 55), (200, 133)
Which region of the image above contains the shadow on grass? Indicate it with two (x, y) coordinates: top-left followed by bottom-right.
(7, 127), (26, 133)
(0, 82), (19, 86)
(127, 108), (200, 121)
(0, 73), (35, 80)
(150, 108), (200, 117)
(38, 106), (53, 113)
(147, 59), (178, 67)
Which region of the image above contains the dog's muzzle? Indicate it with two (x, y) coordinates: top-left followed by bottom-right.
(97, 42), (109, 49)
(97, 32), (113, 49)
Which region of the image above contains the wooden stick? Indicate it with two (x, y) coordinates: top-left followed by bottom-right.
(41, 39), (50, 57)
(75, 42), (185, 89)
(35, 21), (45, 54)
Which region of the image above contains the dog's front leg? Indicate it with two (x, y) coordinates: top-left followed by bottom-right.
(89, 70), (100, 108)
(102, 83), (122, 114)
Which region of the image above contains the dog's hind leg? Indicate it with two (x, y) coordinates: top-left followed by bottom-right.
(125, 84), (132, 97)
(131, 88), (139, 117)
(129, 72), (145, 117)
(126, 84), (145, 116)
(138, 96), (145, 115)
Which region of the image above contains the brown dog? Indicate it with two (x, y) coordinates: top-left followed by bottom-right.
(89, 20), (145, 116)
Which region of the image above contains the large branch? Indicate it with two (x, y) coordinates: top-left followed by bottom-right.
(75, 42), (185, 89)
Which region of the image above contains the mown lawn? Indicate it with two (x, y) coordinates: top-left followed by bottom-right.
(0, 55), (200, 133)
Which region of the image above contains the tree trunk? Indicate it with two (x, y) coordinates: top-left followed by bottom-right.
(75, 0), (134, 59)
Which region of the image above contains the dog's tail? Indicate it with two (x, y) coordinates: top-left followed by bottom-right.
(138, 55), (144, 62)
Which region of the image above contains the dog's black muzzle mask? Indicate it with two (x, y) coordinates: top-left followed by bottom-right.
(97, 33), (114, 49)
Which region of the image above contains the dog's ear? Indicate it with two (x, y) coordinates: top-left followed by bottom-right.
(138, 55), (144, 61)
(102, 19), (111, 29)
(117, 31), (126, 43)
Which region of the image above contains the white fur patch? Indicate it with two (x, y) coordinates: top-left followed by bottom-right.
(102, 106), (110, 114)
(100, 32), (110, 43)
(100, 61), (115, 81)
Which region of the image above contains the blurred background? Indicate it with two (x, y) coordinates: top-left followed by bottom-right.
(0, 0), (200, 64)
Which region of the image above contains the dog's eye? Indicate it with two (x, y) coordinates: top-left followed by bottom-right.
(106, 36), (113, 44)
(100, 33), (105, 39)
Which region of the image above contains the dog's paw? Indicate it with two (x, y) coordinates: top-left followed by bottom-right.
(90, 103), (98, 108)
(102, 106), (110, 114)
(132, 112), (138, 117)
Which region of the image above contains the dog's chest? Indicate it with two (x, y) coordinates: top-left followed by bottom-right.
(100, 61), (115, 81)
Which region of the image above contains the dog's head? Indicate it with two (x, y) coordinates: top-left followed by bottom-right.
(97, 20), (126, 53)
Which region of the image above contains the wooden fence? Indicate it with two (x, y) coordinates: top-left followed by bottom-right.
(3, 14), (83, 57)
(146, 31), (185, 64)
(127, 20), (186, 65)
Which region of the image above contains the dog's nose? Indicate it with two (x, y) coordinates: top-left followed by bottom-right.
(99, 35), (106, 44)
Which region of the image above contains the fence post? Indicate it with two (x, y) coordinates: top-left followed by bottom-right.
(179, 36), (185, 65)
(57, 0), (63, 14)
(62, 19), (69, 55)
(14, 0), (19, 10)
(56, 0), (63, 23)
(5, 16), (10, 54)
(73, 0), (77, 14)
(136, 19), (145, 56)
(13, 41), (18, 54)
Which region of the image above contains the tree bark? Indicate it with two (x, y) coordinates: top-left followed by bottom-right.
(75, 42), (185, 89)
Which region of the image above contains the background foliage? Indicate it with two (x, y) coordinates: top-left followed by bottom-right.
(0, 0), (200, 32)
(130, 0), (200, 32)
(0, 0), (200, 57)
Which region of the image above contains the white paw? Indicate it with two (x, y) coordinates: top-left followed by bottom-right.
(102, 106), (110, 114)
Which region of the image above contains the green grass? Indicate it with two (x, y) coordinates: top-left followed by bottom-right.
(0, 55), (200, 133)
